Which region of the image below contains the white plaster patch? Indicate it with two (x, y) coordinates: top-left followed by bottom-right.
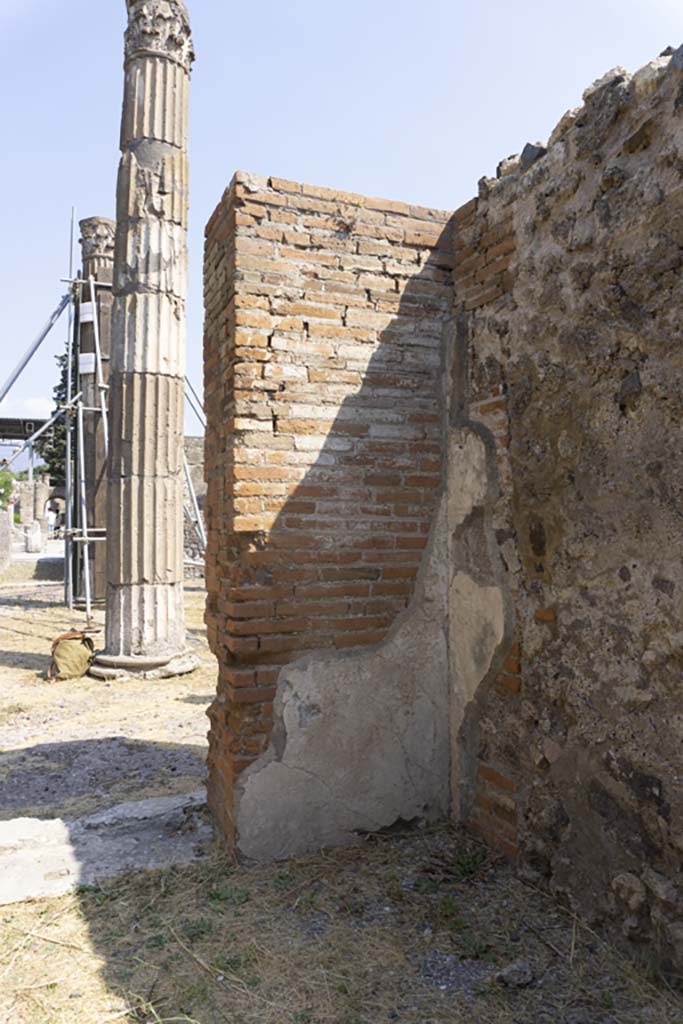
(235, 503), (451, 862)
(0, 792), (210, 905)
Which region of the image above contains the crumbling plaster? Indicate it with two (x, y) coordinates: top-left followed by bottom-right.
(235, 498), (451, 861)
(447, 424), (512, 819)
(231, 321), (515, 863)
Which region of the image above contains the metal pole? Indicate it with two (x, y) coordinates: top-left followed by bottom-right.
(183, 455), (207, 552)
(0, 293), (71, 405)
(28, 444), (34, 483)
(61, 277), (113, 290)
(185, 387), (206, 430)
(89, 275), (109, 457)
(77, 401), (92, 624)
(65, 207), (77, 609)
(3, 399), (82, 470)
(185, 376), (205, 417)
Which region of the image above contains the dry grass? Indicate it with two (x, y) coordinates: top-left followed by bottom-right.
(0, 571), (679, 1023)
(1, 826), (680, 1024)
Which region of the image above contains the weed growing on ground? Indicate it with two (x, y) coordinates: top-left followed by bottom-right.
(3, 826), (676, 1024)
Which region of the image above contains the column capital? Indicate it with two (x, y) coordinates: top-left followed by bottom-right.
(79, 217), (116, 263)
(125, 1), (194, 72)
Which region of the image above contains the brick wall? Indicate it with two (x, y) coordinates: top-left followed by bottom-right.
(204, 172), (452, 840)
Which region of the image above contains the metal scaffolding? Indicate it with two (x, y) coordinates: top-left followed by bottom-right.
(1, 259), (207, 626)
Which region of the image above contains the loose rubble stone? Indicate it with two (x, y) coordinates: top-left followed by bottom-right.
(494, 959), (536, 987)
(520, 142), (547, 171)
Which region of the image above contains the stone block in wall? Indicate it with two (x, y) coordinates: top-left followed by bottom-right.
(24, 521), (43, 554)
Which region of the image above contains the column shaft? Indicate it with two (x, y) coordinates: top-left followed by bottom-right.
(102, 0), (194, 666)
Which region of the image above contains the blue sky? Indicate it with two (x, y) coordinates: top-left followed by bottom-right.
(1, 0), (682, 441)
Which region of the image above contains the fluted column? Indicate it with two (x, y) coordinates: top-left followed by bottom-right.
(79, 217), (116, 602)
(94, 0), (195, 677)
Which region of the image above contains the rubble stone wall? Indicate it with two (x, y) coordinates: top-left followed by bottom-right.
(453, 54), (683, 974)
(203, 173), (453, 849)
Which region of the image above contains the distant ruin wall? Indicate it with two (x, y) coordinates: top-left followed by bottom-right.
(203, 173), (453, 849)
(15, 478), (51, 532)
(0, 509), (10, 576)
(453, 55), (683, 973)
(183, 435), (206, 576)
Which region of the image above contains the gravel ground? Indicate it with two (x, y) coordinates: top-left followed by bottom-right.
(0, 560), (215, 822)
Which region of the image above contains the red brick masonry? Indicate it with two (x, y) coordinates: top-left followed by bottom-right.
(204, 173), (453, 839)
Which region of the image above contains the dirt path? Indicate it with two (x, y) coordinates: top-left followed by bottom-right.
(0, 564), (215, 822)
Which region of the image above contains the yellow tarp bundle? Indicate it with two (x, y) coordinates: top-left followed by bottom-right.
(48, 632), (95, 681)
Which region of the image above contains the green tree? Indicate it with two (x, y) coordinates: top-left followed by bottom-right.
(0, 471), (13, 510)
(35, 349), (73, 486)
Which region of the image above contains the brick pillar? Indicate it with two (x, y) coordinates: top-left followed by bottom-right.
(203, 173), (454, 847)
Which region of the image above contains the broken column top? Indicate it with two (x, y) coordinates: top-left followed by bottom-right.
(125, 0), (194, 70)
(79, 218), (116, 262)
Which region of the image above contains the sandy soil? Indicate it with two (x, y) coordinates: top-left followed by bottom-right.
(0, 561), (215, 822)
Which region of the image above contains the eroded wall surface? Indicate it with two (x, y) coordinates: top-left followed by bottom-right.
(203, 173), (453, 852)
(203, 50), (683, 976)
(453, 53), (683, 972)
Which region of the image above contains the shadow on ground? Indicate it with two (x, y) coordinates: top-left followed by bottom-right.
(0, 647), (52, 673)
(1, 557), (65, 583)
(0, 737), (207, 822)
(0, 590), (64, 610)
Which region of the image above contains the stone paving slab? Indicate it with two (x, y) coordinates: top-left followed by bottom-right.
(0, 790), (213, 904)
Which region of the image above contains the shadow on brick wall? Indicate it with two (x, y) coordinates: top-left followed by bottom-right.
(202, 182), (457, 850)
